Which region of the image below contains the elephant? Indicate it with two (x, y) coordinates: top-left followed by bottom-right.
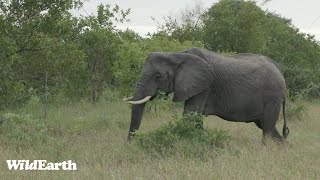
(125, 47), (289, 143)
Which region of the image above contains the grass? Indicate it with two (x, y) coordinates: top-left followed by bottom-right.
(0, 94), (319, 179)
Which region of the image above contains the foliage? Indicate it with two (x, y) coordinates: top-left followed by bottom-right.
(78, 28), (119, 102)
(112, 41), (146, 95)
(135, 112), (231, 158)
(0, 1), (130, 107)
(71, 4), (130, 102)
(0, 0), (84, 108)
(300, 83), (320, 100)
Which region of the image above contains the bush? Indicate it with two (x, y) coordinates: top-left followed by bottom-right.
(144, 91), (179, 115)
(283, 66), (320, 100)
(0, 113), (48, 149)
(286, 100), (307, 121)
(135, 112), (231, 159)
(300, 82), (320, 100)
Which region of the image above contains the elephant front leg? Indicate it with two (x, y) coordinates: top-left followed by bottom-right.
(183, 90), (209, 128)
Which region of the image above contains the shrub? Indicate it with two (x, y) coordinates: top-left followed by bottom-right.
(135, 112), (231, 159)
(283, 66), (320, 100)
(0, 113), (48, 149)
(144, 91), (178, 115)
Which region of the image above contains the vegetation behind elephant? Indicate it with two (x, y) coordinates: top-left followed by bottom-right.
(125, 47), (289, 143)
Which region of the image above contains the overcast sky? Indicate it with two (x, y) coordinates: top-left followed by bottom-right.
(73, 0), (320, 41)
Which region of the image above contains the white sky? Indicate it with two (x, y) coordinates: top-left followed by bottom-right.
(73, 0), (320, 41)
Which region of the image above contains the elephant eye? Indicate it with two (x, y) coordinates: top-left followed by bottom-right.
(155, 73), (161, 79)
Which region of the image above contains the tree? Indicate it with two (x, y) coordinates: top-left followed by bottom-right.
(151, 2), (205, 43)
(202, 0), (267, 53)
(77, 4), (130, 103)
(0, 0), (83, 109)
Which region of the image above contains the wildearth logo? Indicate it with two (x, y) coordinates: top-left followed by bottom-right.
(6, 160), (77, 170)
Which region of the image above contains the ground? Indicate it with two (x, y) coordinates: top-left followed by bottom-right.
(0, 97), (319, 179)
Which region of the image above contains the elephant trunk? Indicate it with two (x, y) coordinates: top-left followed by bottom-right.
(128, 103), (146, 141)
(127, 84), (150, 141)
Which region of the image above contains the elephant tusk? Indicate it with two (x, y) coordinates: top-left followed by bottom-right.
(128, 96), (152, 104)
(123, 96), (133, 101)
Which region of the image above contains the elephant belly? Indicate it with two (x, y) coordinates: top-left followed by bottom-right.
(204, 95), (263, 122)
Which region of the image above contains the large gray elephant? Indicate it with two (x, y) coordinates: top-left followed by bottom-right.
(125, 47), (289, 143)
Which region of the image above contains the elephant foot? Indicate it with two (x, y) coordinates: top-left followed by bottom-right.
(127, 132), (135, 142)
(262, 133), (288, 146)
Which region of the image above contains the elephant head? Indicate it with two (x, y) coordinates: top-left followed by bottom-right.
(125, 52), (213, 141)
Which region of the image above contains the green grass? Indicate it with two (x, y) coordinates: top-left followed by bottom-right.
(0, 95), (320, 179)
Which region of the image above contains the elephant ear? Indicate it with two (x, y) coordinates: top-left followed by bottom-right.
(172, 53), (212, 102)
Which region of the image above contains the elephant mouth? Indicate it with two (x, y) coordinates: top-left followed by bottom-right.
(124, 82), (167, 105)
(123, 94), (157, 103)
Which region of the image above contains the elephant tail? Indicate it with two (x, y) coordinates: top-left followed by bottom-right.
(282, 98), (289, 139)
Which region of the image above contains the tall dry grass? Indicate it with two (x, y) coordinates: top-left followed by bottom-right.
(0, 96), (319, 179)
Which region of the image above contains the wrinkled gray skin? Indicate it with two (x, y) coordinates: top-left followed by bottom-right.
(128, 47), (289, 143)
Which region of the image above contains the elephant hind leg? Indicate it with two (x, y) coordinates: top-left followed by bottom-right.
(261, 102), (284, 143)
(254, 120), (262, 129)
(262, 128), (283, 144)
